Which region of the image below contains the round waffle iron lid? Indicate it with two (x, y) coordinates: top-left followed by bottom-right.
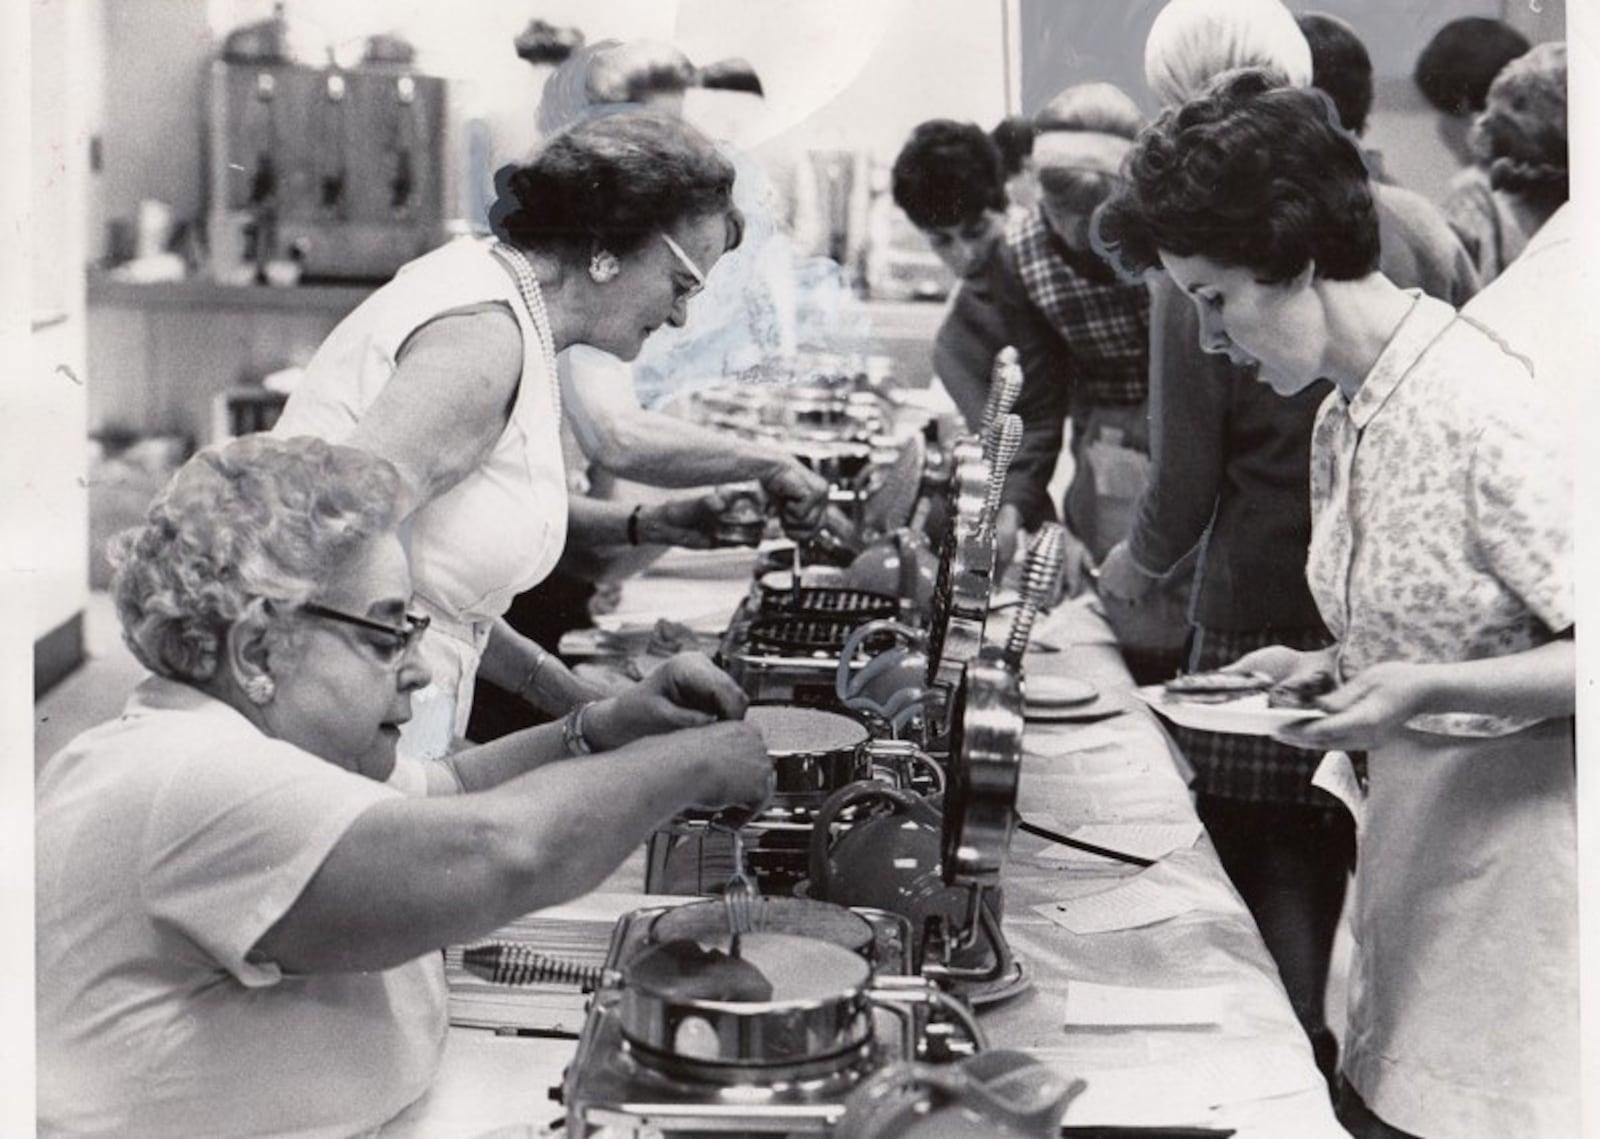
(648, 896), (875, 955)
(746, 704), (870, 754)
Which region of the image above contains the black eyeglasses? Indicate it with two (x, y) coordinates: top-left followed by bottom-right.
(299, 602), (431, 666)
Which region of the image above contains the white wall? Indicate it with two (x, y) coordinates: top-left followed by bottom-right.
(207, 0), (1009, 167)
(14, 0), (91, 645)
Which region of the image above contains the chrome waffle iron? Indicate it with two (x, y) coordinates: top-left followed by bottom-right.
(559, 900), (986, 1136)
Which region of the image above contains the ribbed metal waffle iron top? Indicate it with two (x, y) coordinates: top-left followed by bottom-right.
(744, 614), (865, 656)
(757, 585), (898, 622)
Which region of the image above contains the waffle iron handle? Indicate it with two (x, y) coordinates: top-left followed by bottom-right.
(866, 974), (988, 1054)
(834, 618), (925, 710)
(865, 738), (946, 794)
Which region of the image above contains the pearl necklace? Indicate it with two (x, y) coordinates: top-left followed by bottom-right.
(492, 240), (561, 422)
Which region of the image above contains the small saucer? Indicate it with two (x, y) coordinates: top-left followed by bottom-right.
(1026, 676), (1099, 708)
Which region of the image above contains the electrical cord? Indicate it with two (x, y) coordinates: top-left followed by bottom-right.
(1016, 817), (1154, 868)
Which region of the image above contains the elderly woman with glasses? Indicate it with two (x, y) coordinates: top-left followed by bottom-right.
(1098, 70), (1576, 1139)
(275, 110), (749, 760)
(35, 434), (774, 1137)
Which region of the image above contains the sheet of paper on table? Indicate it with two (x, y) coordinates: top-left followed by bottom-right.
(1046, 1042), (1328, 1128)
(1030, 597), (1123, 646)
(1033, 863), (1198, 933)
(1026, 722), (1143, 758)
(1062, 978), (1226, 1027)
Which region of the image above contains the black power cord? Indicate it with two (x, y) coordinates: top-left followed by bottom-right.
(1016, 817), (1155, 868)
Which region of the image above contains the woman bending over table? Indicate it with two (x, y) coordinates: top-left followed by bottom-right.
(35, 435), (774, 1138)
(1098, 70), (1575, 1139)
(275, 110), (748, 759)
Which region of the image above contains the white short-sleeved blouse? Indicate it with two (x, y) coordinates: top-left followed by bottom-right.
(1307, 293), (1577, 1138)
(35, 677), (448, 1137)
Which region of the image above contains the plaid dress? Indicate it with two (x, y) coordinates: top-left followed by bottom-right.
(1174, 624), (1340, 806)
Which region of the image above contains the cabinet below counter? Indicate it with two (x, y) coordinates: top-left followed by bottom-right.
(87, 275), (376, 444)
(86, 276), (946, 446)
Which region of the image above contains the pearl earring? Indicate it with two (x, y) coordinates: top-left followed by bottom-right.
(589, 249), (620, 284)
(245, 675), (276, 705)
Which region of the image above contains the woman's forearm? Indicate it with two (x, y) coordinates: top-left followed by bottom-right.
(587, 406), (791, 488)
(253, 723), (761, 972)
(437, 722), (572, 793)
(1421, 637), (1576, 722)
(481, 620), (602, 716)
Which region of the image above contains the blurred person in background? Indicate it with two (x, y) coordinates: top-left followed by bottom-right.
(1095, 0), (1476, 1090)
(275, 111), (746, 760)
(890, 120), (1015, 434)
(1450, 41), (1568, 285)
(1411, 16), (1534, 282)
(1459, 47), (1579, 397)
(989, 82), (1189, 682)
(1295, 12), (1385, 179)
(1100, 70), (1575, 1138)
(36, 435), (773, 1137)
(990, 114), (1038, 212)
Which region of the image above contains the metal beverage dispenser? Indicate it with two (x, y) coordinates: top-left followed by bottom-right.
(207, 60), (446, 281)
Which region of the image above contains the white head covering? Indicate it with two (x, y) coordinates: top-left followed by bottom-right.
(1144, 0), (1312, 107)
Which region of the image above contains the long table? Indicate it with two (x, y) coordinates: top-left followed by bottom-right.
(380, 551), (1350, 1137)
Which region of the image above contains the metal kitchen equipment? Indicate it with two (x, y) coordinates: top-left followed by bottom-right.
(644, 705), (942, 897)
(718, 410), (1015, 715)
(560, 903), (987, 1136)
(718, 558), (906, 709)
(832, 518), (1063, 741)
(809, 650), (1028, 986)
(206, 58), (446, 281)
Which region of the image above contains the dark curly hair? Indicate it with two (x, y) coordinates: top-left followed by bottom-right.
(890, 119), (1006, 230)
(490, 110), (741, 259)
(1413, 17), (1530, 116)
(1094, 69), (1378, 285)
(989, 116), (1035, 179)
(1298, 13), (1373, 135)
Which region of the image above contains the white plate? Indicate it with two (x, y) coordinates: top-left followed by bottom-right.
(1134, 685), (1325, 737)
(1025, 675), (1099, 708)
(1024, 700), (1125, 724)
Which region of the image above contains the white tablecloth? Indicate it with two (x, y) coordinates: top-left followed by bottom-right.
(383, 556), (1349, 1138)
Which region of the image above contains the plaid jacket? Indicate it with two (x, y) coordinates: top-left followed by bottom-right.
(1004, 209), (1149, 407)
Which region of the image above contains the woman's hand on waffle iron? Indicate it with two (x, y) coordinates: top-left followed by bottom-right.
(688, 720), (778, 812)
(637, 491), (730, 549)
(762, 458), (830, 538)
(583, 652), (749, 750)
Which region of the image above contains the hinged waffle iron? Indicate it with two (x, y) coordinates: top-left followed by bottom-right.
(559, 646), (1029, 1137)
(659, 353), (1032, 897)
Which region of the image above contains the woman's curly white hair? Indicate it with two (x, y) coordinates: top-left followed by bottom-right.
(108, 434), (404, 684)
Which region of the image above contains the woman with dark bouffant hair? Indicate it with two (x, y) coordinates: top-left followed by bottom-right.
(1094, 0), (1476, 1101)
(1100, 70), (1576, 1139)
(276, 111), (747, 760)
(889, 119), (1017, 433)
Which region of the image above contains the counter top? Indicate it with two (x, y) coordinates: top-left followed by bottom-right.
(88, 272), (378, 313)
(379, 549), (1348, 1138)
(86, 271), (942, 329)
